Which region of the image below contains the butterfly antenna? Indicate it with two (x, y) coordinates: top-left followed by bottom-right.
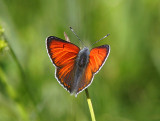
(91, 34), (110, 46)
(70, 27), (85, 46)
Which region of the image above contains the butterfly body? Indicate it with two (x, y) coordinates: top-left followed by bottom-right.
(46, 36), (110, 96)
(70, 47), (90, 94)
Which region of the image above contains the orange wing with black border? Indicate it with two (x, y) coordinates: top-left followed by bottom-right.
(77, 45), (110, 94)
(46, 36), (80, 92)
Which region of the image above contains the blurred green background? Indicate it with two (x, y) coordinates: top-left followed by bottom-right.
(0, 0), (160, 121)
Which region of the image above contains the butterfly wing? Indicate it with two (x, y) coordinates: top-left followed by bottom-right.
(46, 36), (80, 92)
(77, 45), (110, 94)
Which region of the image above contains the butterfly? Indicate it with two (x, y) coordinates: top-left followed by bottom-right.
(46, 30), (110, 96)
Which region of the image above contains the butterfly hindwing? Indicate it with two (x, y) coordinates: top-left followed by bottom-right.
(46, 36), (80, 92)
(77, 45), (110, 93)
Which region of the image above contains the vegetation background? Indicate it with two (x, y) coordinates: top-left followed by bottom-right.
(0, 0), (160, 121)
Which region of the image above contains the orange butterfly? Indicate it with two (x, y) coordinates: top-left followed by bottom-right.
(46, 29), (110, 96)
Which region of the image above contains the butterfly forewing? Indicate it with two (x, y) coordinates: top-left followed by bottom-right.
(89, 45), (110, 73)
(47, 36), (80, 92)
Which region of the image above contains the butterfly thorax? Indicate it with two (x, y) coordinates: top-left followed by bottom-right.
(77, 47), (90, 68)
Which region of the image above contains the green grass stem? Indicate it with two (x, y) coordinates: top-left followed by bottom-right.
(85, 88), (96, 121)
